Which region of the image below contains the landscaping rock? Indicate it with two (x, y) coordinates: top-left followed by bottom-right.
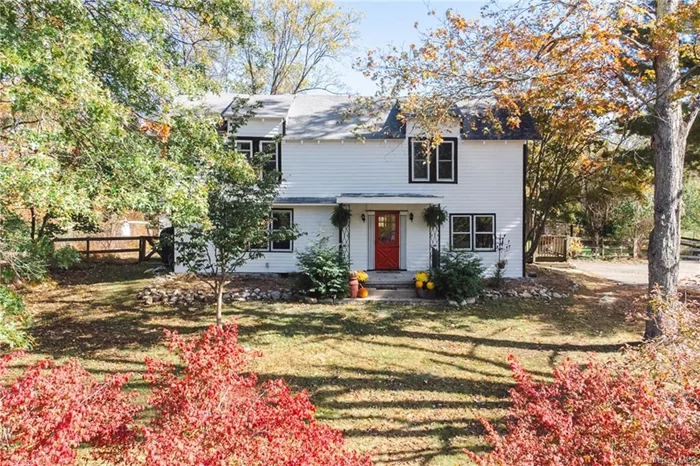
(465, 297), (477, 305)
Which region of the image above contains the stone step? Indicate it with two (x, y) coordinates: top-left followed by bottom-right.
(369, 283), (414, 290)
(364, 270), (416, 289)
(353, 288), (417, 300)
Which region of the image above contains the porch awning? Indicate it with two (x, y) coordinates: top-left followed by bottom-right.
(275, 196), (337, 205)
(336, 193), (443, 205)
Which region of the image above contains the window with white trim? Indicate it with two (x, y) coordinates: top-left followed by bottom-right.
(437, 141), (455, 181)
(260, 140), (279, 172)
(409, 138), (457, 183)
(450, 214), (496, 251)
(411, 140), (430, 181)
(270, 209), (293, 251)
(451, 215), (472, 250)
(234, 138), (281, 173)
(235, 140), (253, 158)
(474, 215), (495, 250)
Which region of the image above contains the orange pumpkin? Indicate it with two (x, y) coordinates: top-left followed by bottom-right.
(358, 287), (369, 299)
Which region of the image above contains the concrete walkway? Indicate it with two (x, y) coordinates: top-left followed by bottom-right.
(571, 259), (700, 286)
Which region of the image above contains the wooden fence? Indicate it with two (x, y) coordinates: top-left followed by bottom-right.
(53, 236), (161, 262)
(681, 237), (700, 261)
(534, 235), (568, 262)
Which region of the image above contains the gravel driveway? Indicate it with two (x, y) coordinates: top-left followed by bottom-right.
(572, 260), (700, 286)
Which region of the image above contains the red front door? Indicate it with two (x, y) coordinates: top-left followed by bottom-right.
(375, 211), (400, 270)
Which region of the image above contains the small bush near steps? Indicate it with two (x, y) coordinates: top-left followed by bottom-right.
(430, 250), (484, 302)
(296, 237), (349, 299)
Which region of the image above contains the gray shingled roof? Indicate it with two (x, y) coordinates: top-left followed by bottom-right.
(339, 193), (442, 199)
(284, 95), (404, 140)
(185, 94), (538, 140)
(222, 95), (294, 119)
(458, 99), (539, 140)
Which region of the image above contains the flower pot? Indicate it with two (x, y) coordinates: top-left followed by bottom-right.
(416, 287), (427, 299)
(349, 278), (359, 298)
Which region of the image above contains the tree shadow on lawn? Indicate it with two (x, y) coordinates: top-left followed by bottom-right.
(233, 302), (638, 356)
(259, 359), (512, 464)
(227, 301), (638, 465)
(49, 260), (156, 286)
(26, 273), (209, 361)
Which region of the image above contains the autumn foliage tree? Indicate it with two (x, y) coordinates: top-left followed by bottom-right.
(467, 356), (700, 466)
(0, 326), (369, 466)
(360, 0), (700, 338)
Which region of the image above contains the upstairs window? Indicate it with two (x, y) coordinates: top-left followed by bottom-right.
(450, 214), (496, 252)
(409, 138), (458, 183)
(235, 140), (253, 158)
(437, 141), (455, 181)
(260, 140), (279, 172)
(411, 140), (430, 181)
(233, 138), (281, 173)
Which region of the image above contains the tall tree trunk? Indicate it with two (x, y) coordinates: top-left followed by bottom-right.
(525, 215), (548, 262)
(646, 0), (685, 339)
(215, 281), (224, 327)
(30, 207), (36, 241)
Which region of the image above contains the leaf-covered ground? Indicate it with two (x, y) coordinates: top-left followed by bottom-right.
(14, 262), (643, 465)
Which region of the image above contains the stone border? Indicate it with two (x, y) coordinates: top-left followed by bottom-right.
(137, 284), (572, 307)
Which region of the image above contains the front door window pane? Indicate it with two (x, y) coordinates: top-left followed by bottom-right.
(378, 215), (396, 243)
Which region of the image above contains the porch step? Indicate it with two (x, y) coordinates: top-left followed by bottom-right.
(354, 288), (417, 301)
(365, 270), (415, 289)
(370, 283), (413, 290)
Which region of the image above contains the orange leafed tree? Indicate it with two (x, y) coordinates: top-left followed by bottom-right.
(360, 0), (700, 338)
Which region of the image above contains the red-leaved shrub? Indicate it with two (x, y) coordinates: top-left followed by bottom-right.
(467, 356), (700, 466)
(99, 324), (371, 466)
(0, 325), (369, 465)
(0, 354), (136, 466)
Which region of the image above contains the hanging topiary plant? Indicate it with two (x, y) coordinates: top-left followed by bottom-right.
(331, 204), (352, 229)
(422, 204), (447, 228)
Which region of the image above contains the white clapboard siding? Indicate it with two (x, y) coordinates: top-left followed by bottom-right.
(234, 118), (284, 138)
(175, 206), (337, 274)
(242, 140), (524, 277)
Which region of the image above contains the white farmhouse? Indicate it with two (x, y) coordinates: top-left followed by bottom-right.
(175, 94), (537, 279)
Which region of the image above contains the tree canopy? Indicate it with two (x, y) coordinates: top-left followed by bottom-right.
(216, 0), (361, 94)
(359, 0), (700, 338)
(0, 0), (252, 236)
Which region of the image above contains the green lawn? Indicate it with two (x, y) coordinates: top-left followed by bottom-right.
(15, 263), (643, 465)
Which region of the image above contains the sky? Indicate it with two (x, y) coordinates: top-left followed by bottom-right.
(330, 1), (492, 95)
